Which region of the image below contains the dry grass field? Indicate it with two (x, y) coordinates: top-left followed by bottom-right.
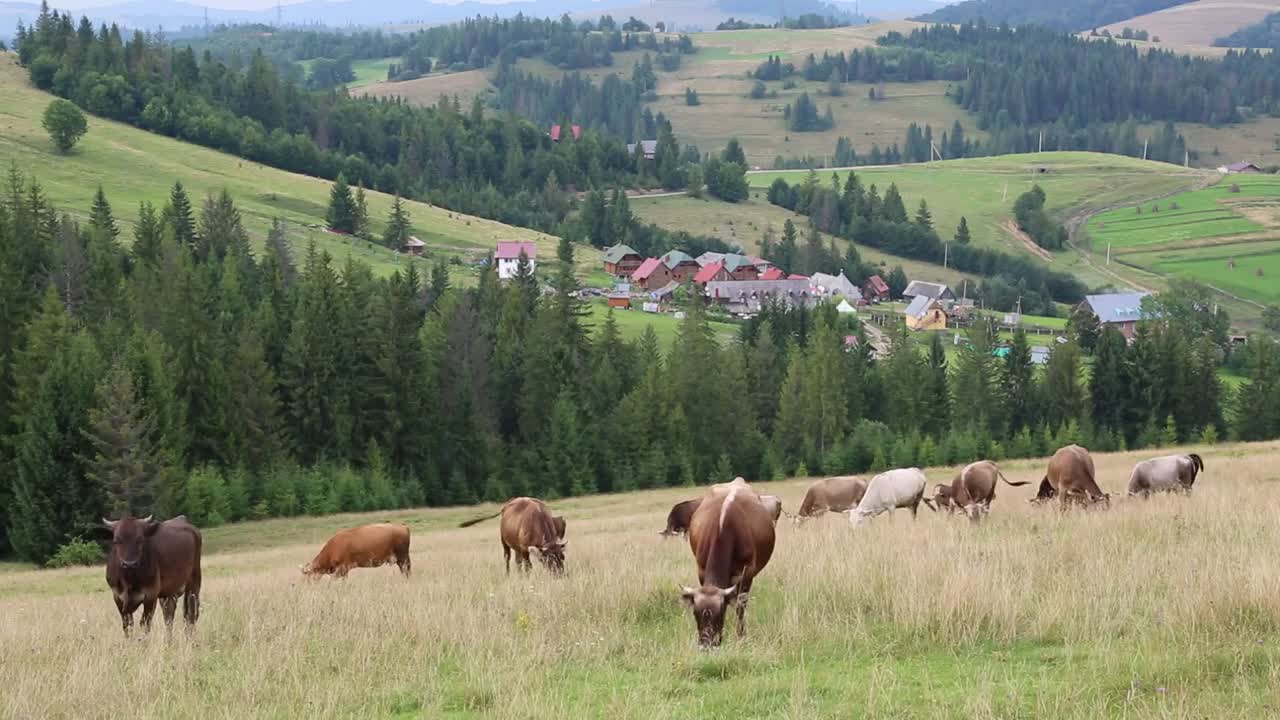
(3, 442), (1280, 718)
(1096, 0), (1280, 48)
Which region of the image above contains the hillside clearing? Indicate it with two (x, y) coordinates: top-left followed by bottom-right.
(2, 441), (1279, 717)
(1097, 0), (1280, 48)
(0, 53), (582, 281)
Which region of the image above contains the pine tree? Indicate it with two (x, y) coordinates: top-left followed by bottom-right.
(89, 185), (118, 240)
(166, 181), (196, 250)
(132, 201), (164, 267)
(83, 361), (165, 517)
(778, 219), (798, 273)
(914, 199), (933, 229)
(1044, 340), (1085, 430)
(325, 174), (357, 234)
(1001, 329), (1036, 434)
(353, 185), (370, 239)
(953, 317), (999, 434)
(383, 195), (412, 250)
(1089, 326), (1130, 436)
(882, 183), (908, 223)
(265, 217), (297, 287)
(925, 333), (951, 435)
(954, 216), (971, 245)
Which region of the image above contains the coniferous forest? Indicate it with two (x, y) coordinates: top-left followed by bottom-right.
(3, 170), (1280, 565)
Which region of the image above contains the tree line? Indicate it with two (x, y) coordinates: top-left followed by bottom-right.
(914, 0), (1191, 33)
(1215, 11), (1280, 49)
(765, 171), (1087, 312)
(4, 169), (1279, 565)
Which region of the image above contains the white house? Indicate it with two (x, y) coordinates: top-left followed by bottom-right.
(494, 241), (537, 280)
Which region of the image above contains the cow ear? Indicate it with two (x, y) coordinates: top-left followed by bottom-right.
(679, 586), (696, 606)
(144, 519), (162, 536)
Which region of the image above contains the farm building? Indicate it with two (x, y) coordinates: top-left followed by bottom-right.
(904, 296), (948, 331)
(659, 250), (701, 283)
(1082, 292), (1151, 341)
(550, 124), (581, 142)
(606, 292), (631, 309)
(493, 241), (537, 280)
(811, 272), (863, 301)
(863, 275), (890, 303)
(705, 279), (815, 314)
(404, 237), (425, 257)
(721, 253), (762, 281)
(1217, 161), (1262, 175)
(603, 244), (643, 277)
(626, 140), (658, 159)
(631, 257), (673, 289)
(759, 267), (785, 281)
(903, 280), (955, 302)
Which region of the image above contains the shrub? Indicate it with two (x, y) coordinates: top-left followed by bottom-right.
(185, 466), (231, 527)
(46, 538), (103, 568)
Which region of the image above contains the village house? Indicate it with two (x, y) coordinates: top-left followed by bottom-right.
(493, 241), (537, 280)
(705, 279), (815, 315)
(603, 244), (643, 277)
(759, 267), (785, 281)
(1082, 292), (1151, 341)
(903, 295), (948, 331)
(626, 139), (658, 159)
(660, 250), (701, 283)
(902, 280), (955, 303)
(811, 271), (863, 302)
(693, 261), (729, 289)
(631, 257), (673, 289)
(550, 124), (581, 142)
(863, 275), (890, 303)
(404, 237), (425, 257)
(1217, 161), (1263, 175)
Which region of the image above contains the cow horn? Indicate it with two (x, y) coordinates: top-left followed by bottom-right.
(141, 514), (153, 523)
(102, 517), (118, 530)
(556, 539), (567, 549)
(721, 585), (738, 598)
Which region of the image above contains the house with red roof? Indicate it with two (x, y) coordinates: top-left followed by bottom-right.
(493, 241), (537, 280)
(631, 257), (672, 289)
(759, 267), (785, 281)
(550, 124), (581, 142)
(693, 261), (728, 288)
(863, 275), (890, 303)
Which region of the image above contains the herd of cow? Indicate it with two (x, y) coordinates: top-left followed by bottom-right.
(100, 444), (1206, 647)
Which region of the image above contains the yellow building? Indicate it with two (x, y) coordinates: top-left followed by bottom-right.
(904, 296), (947, 331)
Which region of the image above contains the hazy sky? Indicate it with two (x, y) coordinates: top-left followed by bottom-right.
(63, 0), (539, 9)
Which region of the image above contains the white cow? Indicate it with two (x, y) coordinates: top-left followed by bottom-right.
(849, 468), (934, 528)
(1127, 453), (1204, 497)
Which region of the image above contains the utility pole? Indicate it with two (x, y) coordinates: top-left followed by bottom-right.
(1038, 130), (1043, 153)
(943, 241), (949, 269)
(1107, 242), (1112, 266)
(1185, 149), (1189, 168)
(1142, 138), (1149, 161)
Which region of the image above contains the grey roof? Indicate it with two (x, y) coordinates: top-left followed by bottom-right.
(660, 250), (696, 269)
(811, 272), (863, 301)
(1085, 292), (1151, 324)
(903, 295), (937, 319)
(1221, 161), (1261, 172)
(705, 279), (816, 310)
(903, 281), (954, 300)
(603, 244), (640, 263)
(650, 281), (680, 299)
(697, 252), (727, 266)
(627, 140), (658, 156)
(1030, 346), (1051, 365)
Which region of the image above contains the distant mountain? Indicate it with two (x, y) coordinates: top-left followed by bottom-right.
(914, 0), (1194, 33)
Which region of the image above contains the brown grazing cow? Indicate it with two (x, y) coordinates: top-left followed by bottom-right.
(1044, 445), (1111, 510)
(301, 523), (411, 578)
(680, 480), (776, 648)
(461, 497), (566, 574)
(661, 498), (702, 537)
(933, 460), (1029, 522)
(104, 515), (202, 637)
(794, 476), (868, 522)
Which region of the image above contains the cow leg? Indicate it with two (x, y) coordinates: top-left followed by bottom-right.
(140, 597), (157, 634)
(397, 550), (412, 577)
(160, 597), (178, 629)
(183, 591), (200, 627)
(735, 593), (750, 638)
(114, 595), (133, 638)
(519, 551), (532, 573)
(503, 543), (512, 575)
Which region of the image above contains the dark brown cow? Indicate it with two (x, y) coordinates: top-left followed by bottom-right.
(680, 480), (775, 648)
(461, 497), (566, 574)
(794, 476), (868, 522)
(301, 523), (411, 578)
(1044, 444), (1111, 510)
(933, 460), (1028, 522)
(660, 498), (702, 537)
(104, 515), (202, 637)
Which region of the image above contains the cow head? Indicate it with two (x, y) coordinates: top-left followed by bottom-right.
(931, 484), (955, 514)
(103, 515), (158, 570)
(680, 583), (738, 648)
(529, 540), (566, 574)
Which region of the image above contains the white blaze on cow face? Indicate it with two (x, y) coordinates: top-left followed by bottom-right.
(680, 584), (738, 648)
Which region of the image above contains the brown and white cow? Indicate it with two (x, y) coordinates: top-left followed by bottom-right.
(460, 497), (566, 574)
(794, 476), (868, 522)
(104, 515), (202, 637)
(301, 523), (412, 578)
(680, 480), (776, 648)
(1127, 453), (1205, 497)
(933, 460), (1028, 522)
(1043, 445), (1110, 510)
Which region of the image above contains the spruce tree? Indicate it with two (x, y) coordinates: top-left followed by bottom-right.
(954, 216), (971, 245)
(953, 317), (999, 435)
(325, 174), (356, 234)
(925, 332), (951, 435)
(1044, 340), (1085, 430)
(83, 361), (164, 518)
(382, 195), (412, 250)
(778, 219), (798, 273)
(1001, 329), (1035, 435)
(914, 199), (933, 229)
(353, 185), (370, 239)
(89, 186), (118, 240)
(132, 201), (164, 267)
(166, 181), (197, 250)
(1089, 326), (1130, 436)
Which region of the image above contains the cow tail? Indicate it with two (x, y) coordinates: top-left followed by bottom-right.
(458, 510), (502, 528)
(1190, 453), (1204, 474)
(998, 470), (1030, 487)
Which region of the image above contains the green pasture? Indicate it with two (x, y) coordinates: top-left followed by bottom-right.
(1087, 174), (1280, 249)
(1121, 241), (1280, 305)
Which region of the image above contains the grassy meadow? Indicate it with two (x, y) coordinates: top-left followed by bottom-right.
(1120, 240), (1280, 305)
(3, 441), (1280, 718)
(1086, 173), (1280, 250)
(0, 53), (583, 282)
(586, 301), (740, 348)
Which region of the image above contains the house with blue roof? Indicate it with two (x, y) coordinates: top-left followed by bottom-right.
(1083, 292), (1151, 341)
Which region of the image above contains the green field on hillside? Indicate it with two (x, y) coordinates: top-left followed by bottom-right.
(1087, 174), (1280, 249)
(750, 153), (1208, 256)
(349, 57), (397, 88)
(0, 53), (583, 281)
(1121, 241), (1280, 304)
(586, 301), (740, 348)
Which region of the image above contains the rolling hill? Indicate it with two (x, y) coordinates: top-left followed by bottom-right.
(0, 52), (585, 282)
(915, 0), (1195, 32)
(1096, 0), (1280, 47)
